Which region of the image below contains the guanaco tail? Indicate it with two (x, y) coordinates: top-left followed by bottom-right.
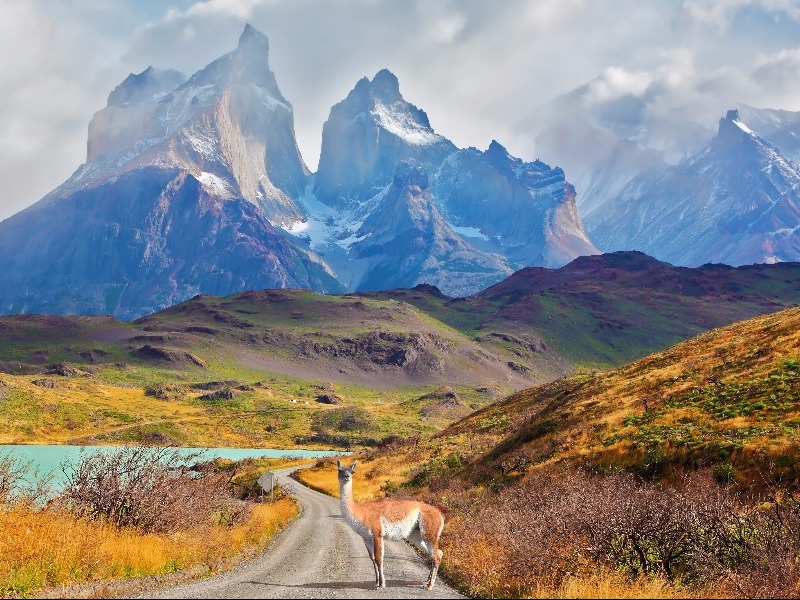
(336, 459), (445, 590)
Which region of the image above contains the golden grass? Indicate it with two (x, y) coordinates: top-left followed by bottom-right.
(294, 453), (414, 501)
(553, 570), (697, 599)
(0, 499), (297, 597)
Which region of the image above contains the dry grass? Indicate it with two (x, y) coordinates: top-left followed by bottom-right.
(0, 499), (297, 597)
(554, 571), (695, 599)
(294, 452), (417, 501)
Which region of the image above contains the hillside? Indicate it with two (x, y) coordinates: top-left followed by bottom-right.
(0, 292), (527, 447)
(370, 251), (800, 367)
(427, 304), (800, 487)
(1, 253), (798, 449)
(296, 305), (800, 598)
(300, 305), (800, 492)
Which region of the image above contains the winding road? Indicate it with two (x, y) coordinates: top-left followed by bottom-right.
(138, 468), (465, 599)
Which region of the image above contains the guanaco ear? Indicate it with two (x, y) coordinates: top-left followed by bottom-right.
(337, 459), (342, 469)
(351, 461), (358, 471)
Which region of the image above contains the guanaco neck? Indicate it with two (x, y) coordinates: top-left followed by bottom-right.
(339, 478), (357, 516)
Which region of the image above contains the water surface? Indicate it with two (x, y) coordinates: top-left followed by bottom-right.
(0, 444), (344, 489)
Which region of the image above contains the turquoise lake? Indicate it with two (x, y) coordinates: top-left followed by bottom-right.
(0, 444), (345, 489)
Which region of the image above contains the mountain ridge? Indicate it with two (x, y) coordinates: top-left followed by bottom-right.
(0, 24), (597, 318)
(588, 109), (800, 266)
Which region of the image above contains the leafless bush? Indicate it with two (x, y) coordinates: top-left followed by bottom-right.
(438, 467), (800, 597)
(0, 453), (51, 506)
(57, 446), (248, 533)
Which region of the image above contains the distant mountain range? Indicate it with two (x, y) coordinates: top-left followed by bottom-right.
(536, 91), (800, 267)
(0, 25), (596, 319)
(1, 24), (798, 321)
(587, 110), (800, 266)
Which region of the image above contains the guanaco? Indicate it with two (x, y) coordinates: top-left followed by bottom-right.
(336, 459), (445, 590)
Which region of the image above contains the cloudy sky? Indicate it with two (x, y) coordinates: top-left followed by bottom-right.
(1, 0), (800, 221)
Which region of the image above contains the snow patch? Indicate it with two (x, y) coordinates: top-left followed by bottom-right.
(187, 130), (217, 158)
(198, 172), (231, 197)
(254, 87), (291, 112)
(281, 184), (369, 251)
(371, 102), (442, 146)
(733, 119), (756, 136)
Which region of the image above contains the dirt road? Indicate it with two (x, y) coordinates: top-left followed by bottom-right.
(139, 468), (465, 599)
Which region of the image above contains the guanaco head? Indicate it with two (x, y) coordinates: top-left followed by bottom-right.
(337, 459), (359, 484)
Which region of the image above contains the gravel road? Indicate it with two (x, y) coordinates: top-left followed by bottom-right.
(138, 468), (465, 599)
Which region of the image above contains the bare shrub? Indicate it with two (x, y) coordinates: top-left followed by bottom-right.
(57, 446), (247, 533)
(431, 466), (800, 597)
(0, 453), (51, 507)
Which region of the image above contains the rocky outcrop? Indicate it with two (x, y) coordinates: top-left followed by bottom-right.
(434, 140), (599, 268)
(350, 161), (513, 295)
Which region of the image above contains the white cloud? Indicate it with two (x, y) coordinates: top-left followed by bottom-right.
(586, 67), (653, 103)
(684, 0), (800, 28)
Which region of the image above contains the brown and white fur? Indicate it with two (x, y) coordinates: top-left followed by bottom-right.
(337, 460), (444, 590)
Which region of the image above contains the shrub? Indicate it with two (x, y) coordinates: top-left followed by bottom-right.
(0, 454), (50, 507)
(434, 466), (800, 597)
(57, 446), (247, 533)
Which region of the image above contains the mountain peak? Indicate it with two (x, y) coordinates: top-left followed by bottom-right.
(392, 161), (429, 189)
(713, 108), (765, 152)
(238, 23), (269, 54)
(178, 22), (282, 96)
(485, 140), (510, 159)
(483, 139), (518, 175)
(372, 69), (400, 97)
(717, 108), (756, 138)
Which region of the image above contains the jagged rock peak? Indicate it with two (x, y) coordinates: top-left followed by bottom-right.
(393, 161), (429, 189)
(349, 68), (403, 104)
(107, 66), (185, 107)
(713, 108), (775, 152)
(176, 22), (283, 95)
(483, 139), (512, 164)
(486, 139), (509, 155)
(717, 108), (755, 138)
(238, 23), (270, 55)
(371, 68), (401, 97)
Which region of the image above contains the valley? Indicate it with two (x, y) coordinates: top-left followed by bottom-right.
(0, 252), (798, 452)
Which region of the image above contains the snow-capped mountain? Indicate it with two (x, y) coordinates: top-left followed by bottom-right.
(0, 25), (598, 318)
(314, 69), (457, 209)
(350, 162), (513, 295)
(82, 24), (309, 226)
(589, 110), (800, 266)
(433, 140), (598, 268)
(737, 105), (800, 165)
(296, 72), (598, 295)
(0, 25), (340, 319)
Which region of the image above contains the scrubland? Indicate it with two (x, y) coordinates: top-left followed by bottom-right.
(0, 449), (299, 597)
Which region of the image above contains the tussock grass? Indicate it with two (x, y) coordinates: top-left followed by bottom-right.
(0, 500), (296, 597)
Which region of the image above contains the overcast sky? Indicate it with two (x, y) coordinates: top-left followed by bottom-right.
(2, 0), (800, 221)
